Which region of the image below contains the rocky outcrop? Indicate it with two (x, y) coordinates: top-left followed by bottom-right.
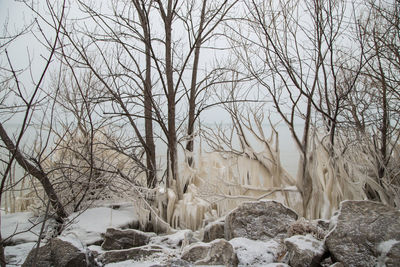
(284, 234), (326, 267)
(325, 200), (400, 267)
(203, 220), (225, 242)
(225, 200), (298, 241)
(181, 238), (238, 266)
(101, 228), (156, 250)
(22, 238), (94, 267)
(98, 245), (164, 264)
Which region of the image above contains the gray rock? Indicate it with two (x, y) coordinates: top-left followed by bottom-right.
(284, 234), (326, 267)
(203, 220), (225, 242)
(225, 200), (298, 241)
(98, 244), (164, 264)
(325, 200), (400, 267)
(181, 239), (238, 266)
(101, 228), (156, 250)
(22, 238), (94, 267)
(314, 219), (330, 232)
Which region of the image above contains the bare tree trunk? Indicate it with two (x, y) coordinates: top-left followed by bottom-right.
(298, 97), (313, 218)
(375, 34), (389, 182)
(185, 0), (207, 167)
(161, 0), (182, 199)
(144, 43), (156, 188)
(135, 0), (157, 188)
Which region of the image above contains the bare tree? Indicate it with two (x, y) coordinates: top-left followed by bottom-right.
(52, 0), (239, 226)
(227, 0), (367, 218)
(345, 0), (400, 205)
(0, 1), (68, 265)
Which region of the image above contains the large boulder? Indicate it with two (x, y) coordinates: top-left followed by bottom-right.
(284, 234), (326, 267)
(225, 200), (298, 241)
(101, 228), (156, 250)
(98, 245), (164, 264)
(229, 237), (286, 266)
(181, 238), (238, 266)
(22, 238), (94, 267)
(203, 220), (225, 242)
(325, 200), (400, 267)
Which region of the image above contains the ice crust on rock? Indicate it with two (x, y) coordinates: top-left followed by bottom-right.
(325, 200), (400, 267)
(284, 234), (325, 267)
(225, 200), (298, 241)
(229, 237), (282, 266)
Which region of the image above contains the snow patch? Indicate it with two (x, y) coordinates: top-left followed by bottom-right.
(150, 229), (191, 249)
(58, 235), (85, 251)
(284, 234), (324, 253)
(1, 211), (56, 245)
(325, 209), (340, 240)
(61, 205), (138, 245)
(4, 242), (36, 266)
(229, 237), (281, 266)
(377, 239), (400, 266)
(377, 239), (400, 255)
(88, 245), (104, 254)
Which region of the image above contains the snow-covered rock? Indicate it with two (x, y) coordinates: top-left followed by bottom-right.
(98, 245), (165, 265)
(150, 229), (199, 249)
(181, 238), (238, 266)
(284, 234), (326, 267)
(314, 219), (330, 232)
(101, 228), (156, 250)
(287, 218), (327, 240)
(152, 258), (192, 267)
(61, 205), (138, 245)
(103, 259), (164, 267)
(225, 200), (298, 241)
(264, 264), (290, 267)
(376, 239), (400, 267)
(229, 237), (285, 266)
(325, 200), (400, 267)
(22, 238), (95, 267)
(203, 220), (225, 242)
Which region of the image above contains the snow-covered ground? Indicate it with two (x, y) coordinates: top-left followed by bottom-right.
(61, 204), (139, 245)
(2, 203), (304, 267)
(2, 204), (139, 266)
(1, 211), (55, 245)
